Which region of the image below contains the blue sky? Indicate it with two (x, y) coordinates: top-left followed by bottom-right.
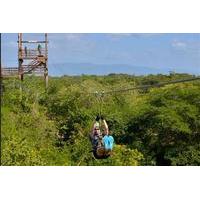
(1, 33), (200, 75)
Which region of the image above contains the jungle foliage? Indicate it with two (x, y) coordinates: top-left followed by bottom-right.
(1, 73), (200, 166)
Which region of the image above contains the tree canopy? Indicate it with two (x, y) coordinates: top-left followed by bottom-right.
(1, 73), (200, 165)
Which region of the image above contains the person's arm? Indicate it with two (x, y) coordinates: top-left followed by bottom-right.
(102, 119), (109, 135)
(91, 122), (95, 134)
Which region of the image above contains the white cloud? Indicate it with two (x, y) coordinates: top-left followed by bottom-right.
(108, 33), (164, 40)
(48, 33), (83, 42)
(48, 33), (96, 57)
(131, 33), (163, 37)
(109, 33), (133, 37)
(63, 33), (84, 41)
(172, 40), (187, 49)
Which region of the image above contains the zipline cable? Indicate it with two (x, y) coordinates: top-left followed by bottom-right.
(3, 75), (200, 98)
(95, 91), (104, 117)
(90, 76), (200, 96)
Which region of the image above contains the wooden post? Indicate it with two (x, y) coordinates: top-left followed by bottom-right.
(18, 33), (23, 82)
(44, 33), (48, 89)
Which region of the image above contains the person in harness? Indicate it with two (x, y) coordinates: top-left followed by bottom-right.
(90, 115), (102, 151)
(90, 115), (114, 159)
(101, 117), (114, 155)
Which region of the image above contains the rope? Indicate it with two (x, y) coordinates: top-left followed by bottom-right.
(95, 91), (104, 118)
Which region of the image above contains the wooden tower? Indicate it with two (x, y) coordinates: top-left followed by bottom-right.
(18, 33), (48, 88)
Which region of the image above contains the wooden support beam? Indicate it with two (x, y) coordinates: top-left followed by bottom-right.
(18, 40), (48, 43)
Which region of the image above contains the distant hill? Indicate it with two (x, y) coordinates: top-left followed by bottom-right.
(48, 62), (172, 76)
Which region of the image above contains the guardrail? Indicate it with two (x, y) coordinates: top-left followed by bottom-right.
(19, 49), (48, 58)
(1, 68), (19, 76)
